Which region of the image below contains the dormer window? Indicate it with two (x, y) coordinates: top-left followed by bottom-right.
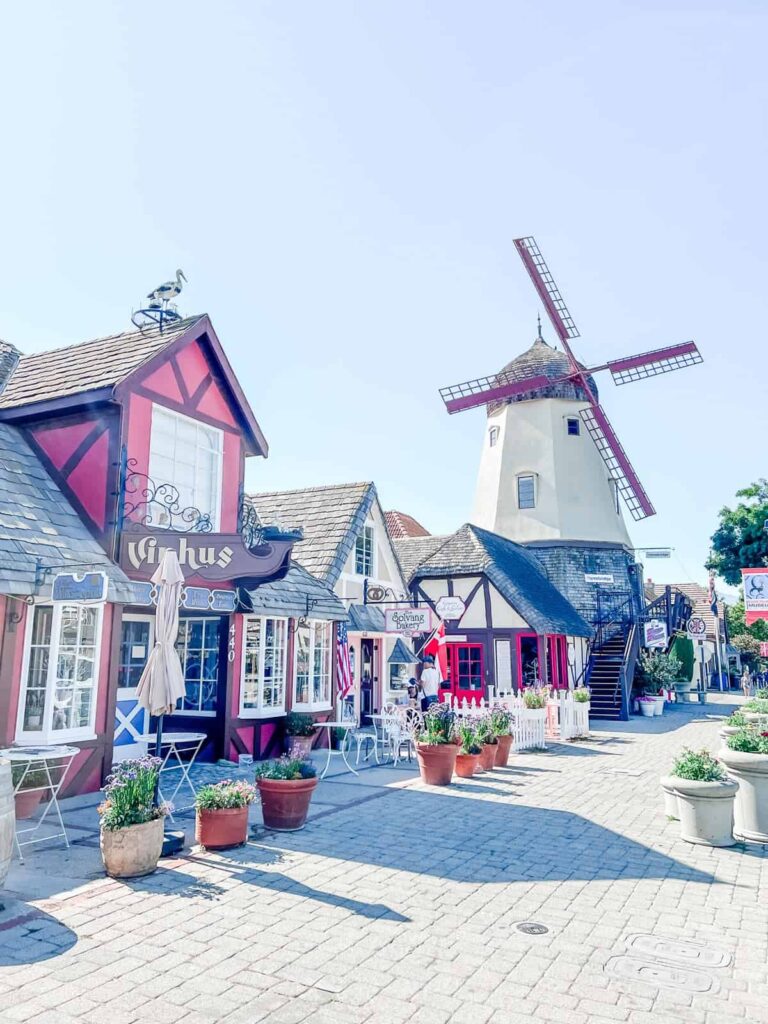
(517, 474), (536, 510)
(489, 426), (500, 447)
(355, 524), (374, 576)
(148, 406), (223, 530)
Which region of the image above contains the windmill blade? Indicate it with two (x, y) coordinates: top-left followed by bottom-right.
(579, 404), (656, 521)
(514, 237), (580, 347)
(440, 371), (553, 414)
(605, 341), (702, 386)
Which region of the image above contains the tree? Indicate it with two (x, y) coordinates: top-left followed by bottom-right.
(708, 480), (768, 586)
(726, 596), (768, 641)
(670, 634), (695, 682)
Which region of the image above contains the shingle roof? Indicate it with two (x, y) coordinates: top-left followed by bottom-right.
(0, 316), (203, 409)
(347, 604), (386, 632)
(648, 581), (719, 639)
(406, 523), (592, 638)
(241, 562), (347, 621)
(0, 422), (135, 600)
(393, 535), (450, 581)
(385, 510), (431, 539)
(250, 482), (375, 585)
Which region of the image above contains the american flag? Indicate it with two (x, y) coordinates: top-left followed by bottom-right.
(336, 622), (353, 698)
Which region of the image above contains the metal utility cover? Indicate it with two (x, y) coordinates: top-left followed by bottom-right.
(605, 955), (714, 993)
(624, 934), (731, 969)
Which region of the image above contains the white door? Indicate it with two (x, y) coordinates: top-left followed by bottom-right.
(113, 614), (154, 762)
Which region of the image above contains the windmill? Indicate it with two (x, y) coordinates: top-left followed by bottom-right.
(439, 237), (702, 521)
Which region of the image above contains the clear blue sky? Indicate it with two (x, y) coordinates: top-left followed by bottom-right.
(1, 1), (765, 589)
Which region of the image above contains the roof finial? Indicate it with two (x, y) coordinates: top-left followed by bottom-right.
(536, 312), (543, 340)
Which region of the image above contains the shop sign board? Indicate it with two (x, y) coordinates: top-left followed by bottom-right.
(51, 571), (108, 604)
(760, 642), (768, 658)
(742, 568), (768, 624)
(686, 616), (707, 639)
(584, 573), (615, 584)
(120, 528), (294, 583)
(384, 607), (433, 634)
(435, 596), (466, 620)
(643, 618), (668, 649)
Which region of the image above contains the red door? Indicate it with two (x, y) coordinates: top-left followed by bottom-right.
(440, 643), (484, 705)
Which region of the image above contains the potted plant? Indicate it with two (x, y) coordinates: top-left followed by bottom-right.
(195, 779), (257, 850)
(98, 756), (169, 878)
(639, 649), (680, 714)
(11, 764), (50, 820)
(455, 724), (482, 778)
(572, 685), (591, 737)
(720, 711), (748, 745)
(415, 704), (458, 785)
(285, 712), (316, 757)
(741, 698), (768, 729)
(638, 696), (656, 718)
(255, 757), (318, 831)
(522, 686), (547, 716)
(661, 748), (737, 847)
(490, 707), (513, 766)
(475, 717), (499, 771)
(720, 728), (768, 843)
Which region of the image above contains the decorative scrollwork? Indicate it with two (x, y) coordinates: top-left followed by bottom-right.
(121, 459), (213, 534)
(238, 495), (265, 549)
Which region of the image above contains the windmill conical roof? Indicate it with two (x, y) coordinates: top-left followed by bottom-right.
(488, 335), (597, 414)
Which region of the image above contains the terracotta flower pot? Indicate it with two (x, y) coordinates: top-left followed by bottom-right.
(478, 743), (498, 772)
(287, 735), (314, 758)
(495, 734), (513, 766)
(719, 748), (768, 843)
(257, 777), (318, 831)
(196, 806), (249, 850)
(100, 817), (164, 879)
(14, 788), (45, 820)
(454, 752), (480, 778)
(416, 743), (458, 786)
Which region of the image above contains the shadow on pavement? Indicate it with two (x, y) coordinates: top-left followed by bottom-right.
(0, 902), (77, 965)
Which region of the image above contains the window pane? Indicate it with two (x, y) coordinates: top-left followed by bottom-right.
(149, 406), (223, 530)
(51, 606), (100, 733)
(22, 606), (52, 732)
(517, 476), (535, 509)
(178, 616), (220, 712)
(294, 625), (310, 705)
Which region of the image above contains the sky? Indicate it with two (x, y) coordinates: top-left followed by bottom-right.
(1, 1), (766, 591)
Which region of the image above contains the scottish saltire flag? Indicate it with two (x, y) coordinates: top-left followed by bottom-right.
(336, 622), (353, 697)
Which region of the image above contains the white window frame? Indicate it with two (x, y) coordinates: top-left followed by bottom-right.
(517, 473), (537, 510)
(489, 425), (500, 447)
(176, 616), (221, 716)
(16, 602), (104, 744)
(239, 615), (288, 718)
(148, 404), (223, 531)
(292, 619), (333, 712)
(354, 523), (375, 577)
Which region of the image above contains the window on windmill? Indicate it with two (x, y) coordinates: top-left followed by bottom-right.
(489, 426), (500, 447)
(517, 474), (536, 510)
(355, 524), (374, 576)
(566, 417), (580, 436)
(612, 480), (621, 514)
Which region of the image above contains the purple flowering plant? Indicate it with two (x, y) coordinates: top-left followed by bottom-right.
(98, 756), (169, 832)
(195, 779), (257, 810)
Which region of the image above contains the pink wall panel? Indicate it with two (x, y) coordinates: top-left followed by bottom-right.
(142, 362), (185, 403)
(125, 393), (153, 479)
(31, 420), (95, 471)
(197, 379), (238, 428)
(176, 340), (209, 397)
(221, 433), (241, 532)
(67, 430), (110, 530)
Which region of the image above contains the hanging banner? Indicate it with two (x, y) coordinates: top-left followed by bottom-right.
(384, 607), (433, 634)
(643, 618), (668, 649)
(742, 568), (768, 624)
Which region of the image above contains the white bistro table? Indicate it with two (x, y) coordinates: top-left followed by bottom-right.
(0, 744), (78, 863)
(312, 722), (359, 779)
(141, 731), (206, 816)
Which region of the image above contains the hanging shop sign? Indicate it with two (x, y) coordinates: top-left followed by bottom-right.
(365, 585), (386, 603)
(435, 596), (466, 620)
(584, 573), (615, 585)
(686, 616), (707, 639)
(643, 618), (668, 649)
(643, 549), (672, 559)
(51, 571), (108, 604)
(742, 568), (768, 625)
(120, 528), (294, 583)
(384, 607), (433, 634)
(126, 581), (236, 612)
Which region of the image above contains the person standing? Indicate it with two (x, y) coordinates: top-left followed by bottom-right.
(741, 666), (753, 700)
(419, 656), (440, 713)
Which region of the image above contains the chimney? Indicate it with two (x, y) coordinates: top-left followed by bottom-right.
(0, 340), (21, 396)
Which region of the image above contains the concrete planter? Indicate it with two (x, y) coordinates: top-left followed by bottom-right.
(100, 817), (164, 878)
(659, 776), (679, 819)
(719, 748), (768, 843)
(742, 712), (768, 730)
(673, 681), (694, 703)
(650, 695), (665, 717)
(661, 775), (738, 847)
(0, 760), (14, 891)
(639, 700), (655, 718)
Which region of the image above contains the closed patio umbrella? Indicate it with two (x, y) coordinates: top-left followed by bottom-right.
(136, 548), (186, 758)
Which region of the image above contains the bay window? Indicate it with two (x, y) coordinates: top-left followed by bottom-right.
(241, 616), (288, 716)
(148, 405), (223, 530)
(17, 603), (103, 743)
(293, 620), (332, 710)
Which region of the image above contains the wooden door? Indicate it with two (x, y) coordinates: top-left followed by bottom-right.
(442, 643), (484, 705)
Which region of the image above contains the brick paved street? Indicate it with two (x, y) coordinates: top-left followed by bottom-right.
(1, 697), (767, 1024)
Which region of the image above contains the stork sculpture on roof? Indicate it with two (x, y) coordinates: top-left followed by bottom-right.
(132, 269), (188, 332)
(439, 237), (703, 525)
(147, 269), (187, 309)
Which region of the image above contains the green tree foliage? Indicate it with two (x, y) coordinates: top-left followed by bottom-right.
(726, 596), (768, 641)
(670, 634), (695, 681)
(708, 480), (768, 586)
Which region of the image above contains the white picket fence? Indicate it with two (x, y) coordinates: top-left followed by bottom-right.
(445, 691), (589, 748)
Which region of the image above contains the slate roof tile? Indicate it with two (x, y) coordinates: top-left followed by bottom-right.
(242, 562), (347, 621)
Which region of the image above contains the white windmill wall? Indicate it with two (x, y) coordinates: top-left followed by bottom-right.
(472, 396), (633, 546)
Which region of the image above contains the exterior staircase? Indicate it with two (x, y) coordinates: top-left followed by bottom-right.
(587, 629), (631, 720)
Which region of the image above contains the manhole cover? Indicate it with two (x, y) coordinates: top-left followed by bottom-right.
(605, 955), (714, 993)
(517, 921), (549, 935)
(625, 933), (731, 968)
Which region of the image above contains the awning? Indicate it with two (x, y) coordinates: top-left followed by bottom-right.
(387, 638), (419, 665)
(347, 604), (386, 632)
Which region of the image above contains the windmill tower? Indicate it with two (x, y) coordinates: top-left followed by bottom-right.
(438, 237), (703, 625)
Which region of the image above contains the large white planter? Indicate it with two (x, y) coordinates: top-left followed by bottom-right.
(0, 760), (14, 891)
(639, 701), (655, 718)
(719, 748), (768, 843)
(659, 776), (679, 819)
(651, 695), (665, 717)
(662, 775), (738, 847)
